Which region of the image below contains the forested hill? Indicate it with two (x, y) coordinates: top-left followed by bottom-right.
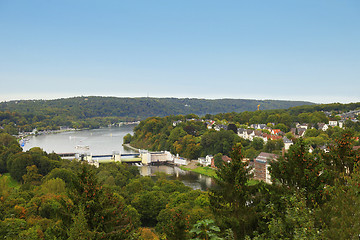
(0, 96), (313, 120)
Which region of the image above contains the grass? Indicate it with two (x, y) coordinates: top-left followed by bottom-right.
(180, 166), (217, 178)
(0, 173), (20, 189)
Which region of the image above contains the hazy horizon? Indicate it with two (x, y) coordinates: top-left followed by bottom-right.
(0, 94), (353, 105)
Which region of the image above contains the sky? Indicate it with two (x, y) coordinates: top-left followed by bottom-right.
(0, 0), (359, 104)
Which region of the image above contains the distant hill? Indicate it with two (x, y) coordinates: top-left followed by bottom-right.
(0, 96), (314, 120)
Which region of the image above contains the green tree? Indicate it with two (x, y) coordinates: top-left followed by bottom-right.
(69, 164), (136, 238)
(22, 165), (42, 185)
(270, 138), (327, 205)
(123, 133), (132, 144)
(319, 163), (360, 239)
(190, 219), (222, 240)
(322, 130), (360, 182)
(210, 143), (255, 239)
(131, 190), (167, 227)
(213, 153), (223, 168)
(251, 137), (264, 151)
(68, 204), (95, 240)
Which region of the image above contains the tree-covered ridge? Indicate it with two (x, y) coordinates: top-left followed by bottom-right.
(0, 96), (313, 120)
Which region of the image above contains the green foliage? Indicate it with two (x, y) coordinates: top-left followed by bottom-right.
(270, 138), (327, 204)
(254, 193), (320, 239)
(201, 130), (241, 156)
(210, 143), (257, 239)
(123, 133), (132, 144)
(319, 163), (360, 239)
(322, 130), (360, 181)
(213, 153), (223, 168)
(131, 190), (167, 227)
(40, 178), (67, 194)
(0, 218), (27, 239)
(68, 204), (95, 240)
(190, 219), (222, 240)
(0, 97), (313, 129)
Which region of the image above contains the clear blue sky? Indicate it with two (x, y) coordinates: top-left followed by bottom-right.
(0, 0), (359, 103)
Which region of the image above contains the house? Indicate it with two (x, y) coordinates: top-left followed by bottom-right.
(317, 123), (329, 131)
(319, 145), (330, 153)
(199, 155), (213, 166)
(297, 123), (309, 129)
(283, 136), (293, 150)
(271, 129), (281, 135)
(250, 124), (267, 130)
(254, 152), (278, 184)
(214, 124), (228, 131)
(309, 146), (314, 153)
(328, 120), (338, 127)
(205, 120), (215, 129)
(237, 128), (246, 138)
(172, 120), (182, 127)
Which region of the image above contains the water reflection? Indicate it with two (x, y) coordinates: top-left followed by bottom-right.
(139, 165), (216, 191)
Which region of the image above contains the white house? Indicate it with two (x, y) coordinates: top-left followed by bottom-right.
(328, 120), (338, 127)
(317, 123), (329, 131)
(283, 136), (293, 150)
(199, 155), (212, 166)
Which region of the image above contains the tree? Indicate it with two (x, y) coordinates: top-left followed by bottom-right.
(270, 138), (328, 205)
(322, 130), (360, 182)
(213, 153), (223, 168)
(209, 143), (256, 239)
(68, 204), (95, 240)
(251, 137), (264, 151)
(227, 124), (238, 134)
(69, 164), (137, 238)
(123, 133), (132, 144)
(190, 219), (222, 240)
(22, 165), (42, 185)
(7, 152), (34, 182)
(319, 163), (360, 239)
(131, 190), (167, 227)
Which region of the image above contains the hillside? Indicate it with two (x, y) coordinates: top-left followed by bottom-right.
(0, 96), (314, 120)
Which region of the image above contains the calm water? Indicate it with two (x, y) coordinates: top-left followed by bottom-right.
(23, 125), (137, 155)
(23, 125), (215, 190)
(140, 165), (216, 190)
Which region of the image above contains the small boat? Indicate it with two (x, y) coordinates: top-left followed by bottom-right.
(76, 145), (90, 150)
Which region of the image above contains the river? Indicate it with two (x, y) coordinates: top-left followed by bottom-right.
(23, 125), (215, 190)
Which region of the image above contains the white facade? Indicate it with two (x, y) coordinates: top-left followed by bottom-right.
(199, 155), (212, 166)
(141, 151), (173, 165)
(174, 156), (188, 165)
(328, 121), (338, 127)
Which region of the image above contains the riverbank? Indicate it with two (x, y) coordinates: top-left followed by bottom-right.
(180, 164), (217, 178)
(122, 143), (140, 152)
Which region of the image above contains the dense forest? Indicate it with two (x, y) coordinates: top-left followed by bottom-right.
(0, 96), (313, 132)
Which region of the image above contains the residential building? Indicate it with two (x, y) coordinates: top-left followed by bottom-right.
(254, 152), (278, 184)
